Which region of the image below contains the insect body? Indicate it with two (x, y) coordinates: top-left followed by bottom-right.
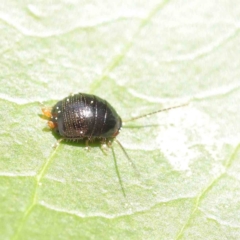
(42, 93), (122, 142)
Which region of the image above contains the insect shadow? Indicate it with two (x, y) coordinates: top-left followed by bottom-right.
(41, 93), (187, 198)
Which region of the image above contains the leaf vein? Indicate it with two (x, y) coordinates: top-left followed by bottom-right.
(175, 144), (240, 240)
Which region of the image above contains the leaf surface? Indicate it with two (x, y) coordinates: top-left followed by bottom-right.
(1, 0), (240, 239)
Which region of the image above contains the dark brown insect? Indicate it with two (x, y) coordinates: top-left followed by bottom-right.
(42, 92), (186, 147)
(42, 93), (122, 147)
(42, 92), (187, 195)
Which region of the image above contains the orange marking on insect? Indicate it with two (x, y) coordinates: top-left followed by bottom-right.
(41, 107), (52, 118)
(48, 121), (57, 129)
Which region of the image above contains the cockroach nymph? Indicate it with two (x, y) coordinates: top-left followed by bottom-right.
(42, 92), (186, 142)
(42, 93), (122, 147)
(42, 92), (187, 192)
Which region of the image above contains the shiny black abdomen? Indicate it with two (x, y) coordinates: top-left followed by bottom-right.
(51, 93), (122, 139)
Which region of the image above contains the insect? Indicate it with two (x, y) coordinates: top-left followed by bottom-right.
(41, 92), (186, 148)
(42, 93), (122, 148)
(42, 92), (187, 196)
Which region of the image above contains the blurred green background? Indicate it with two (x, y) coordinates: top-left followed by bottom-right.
(1, 0), (240, 239)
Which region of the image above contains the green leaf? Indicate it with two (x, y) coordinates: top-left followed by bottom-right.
(1, 0), (240, 239)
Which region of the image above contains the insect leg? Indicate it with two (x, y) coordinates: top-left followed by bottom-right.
(52, 138), (64, 148)
(115, 139), (140, 177)
(100, 138), (108, 155)
(111, 146), (126, 198)
(85, 139), (90, 151)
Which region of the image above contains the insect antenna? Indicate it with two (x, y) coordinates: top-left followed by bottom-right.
(123, 102), (188, 122)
